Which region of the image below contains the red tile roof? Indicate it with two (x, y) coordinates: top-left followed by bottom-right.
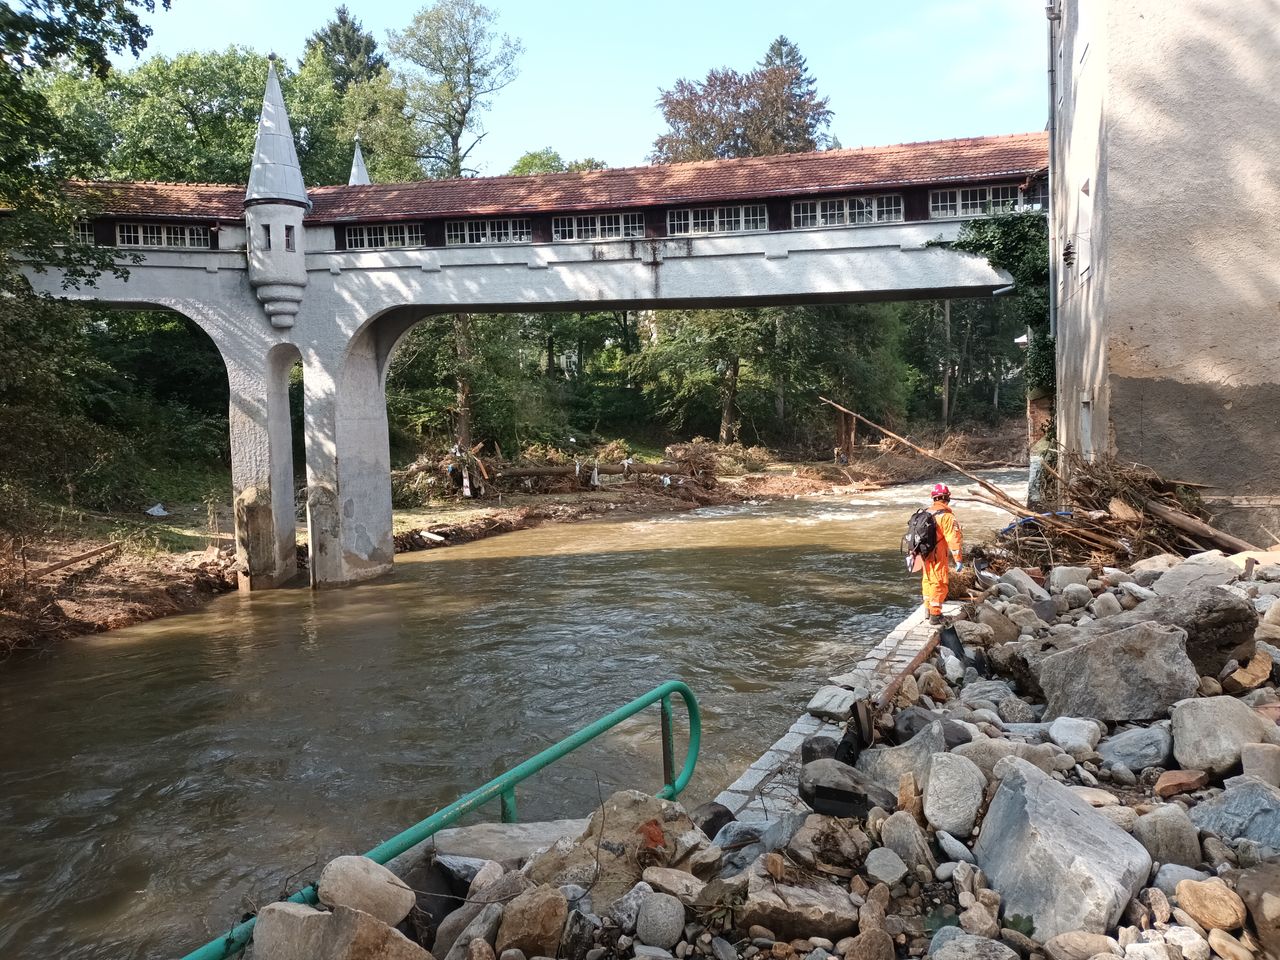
(76, 132), (1048, 224)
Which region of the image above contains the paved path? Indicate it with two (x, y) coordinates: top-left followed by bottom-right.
(712, 600), (963, 822)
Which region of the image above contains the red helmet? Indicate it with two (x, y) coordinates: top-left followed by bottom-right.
(931, 483), (951, 500)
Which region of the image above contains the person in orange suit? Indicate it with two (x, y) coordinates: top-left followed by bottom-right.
(923, 482), (964, 625)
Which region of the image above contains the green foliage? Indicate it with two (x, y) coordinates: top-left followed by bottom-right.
(388, 0), (523, 177)
(651, 37), (831, 163)
(508, 148), (607, 176)
(1025, 327), (1056, 396)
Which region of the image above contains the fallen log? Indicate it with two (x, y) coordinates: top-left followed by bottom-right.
(493, 462), (688, 479)
(30, 541), (122, 580)
(1139, 497), (1258, 554)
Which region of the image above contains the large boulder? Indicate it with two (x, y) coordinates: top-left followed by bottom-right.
(933, 933), (1020, 960)
(736, 853), (860, 940)
(952, 737), (1060, 780)
(317, 856), (416, 928)
(433, 872), (532, 958)
(784, 814), (871, 871)
(854, 721), (946, 793)
(1187, 776), (1280, 850)
(326, 904), (432, 960)
(972, 757), (1151, 940)
(924, 752), (987, 837)
(893, 706), (973, 749)
(1074, 585), (1257, 676)
(1001, 568), (1050, 601)
(1098, 724), (1174, 771)
(1151, 551), (1239, 597)
(977, 604), (1021, 645)
(797, 761), (896, 821)
(879, 811), (936, 872)
(252, 902), (330, 960)
(1170, 697), (1280, 775)
(525, 790), (694, 911)
(1037, 622), (1198, 721)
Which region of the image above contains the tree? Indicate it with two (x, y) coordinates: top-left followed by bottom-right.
(305, 5), (386, 93)
(508, 148), (607, 176)
(388, 0), (522, 178)
(650, 39), (831, 163)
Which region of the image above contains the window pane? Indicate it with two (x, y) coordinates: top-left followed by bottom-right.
(575, 215), (597, 240)
(1020, 180), (1048, 211)
(142, 224), (163, 246)
(876, 195), (903, 222)
(446, 222), (465, 245)
(599, 213), (622, 238)
(165, 225), (186, 247)
(848, 197), (872, 224)
(467, 221), (485, 244)
(511, 219), (532, 242)
(691, 208), (716, 232)
(718, 207), (741, 231)
(930, 191), (958, 218)
(406, 224), (424, 246)
(819, 200), (845, 226)
(743, 205), (767, 230)
(792, 201), (817, 228)
(386, 225), (406, 246)
(118, 223), (139, 245)
(553, 216), (575, 240)
(189, 226), (211, 248)
(367, 225), (386, 246)
(667, 210), (690, 234)
(623, 212), (645, 237)
(284, 225), (296, 252)
(989, 185), (1019, 213)
(960, 188), (988, 216)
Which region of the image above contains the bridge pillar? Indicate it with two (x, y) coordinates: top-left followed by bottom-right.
(301, 337), (395, 588)
(227, 344), (300, 590)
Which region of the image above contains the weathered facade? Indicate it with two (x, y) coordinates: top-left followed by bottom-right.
(27, 63), (1047, 591)
(1051, 0), (1280, 540)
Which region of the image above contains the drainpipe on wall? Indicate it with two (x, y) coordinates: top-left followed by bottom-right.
(1045, 2), (1060, 340)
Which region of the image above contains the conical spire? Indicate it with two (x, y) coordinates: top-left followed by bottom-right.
(245, 56), (311, 210)
(348, 135), (371, 186)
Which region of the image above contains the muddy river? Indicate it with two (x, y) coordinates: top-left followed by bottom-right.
(0, 473), (1021, 959)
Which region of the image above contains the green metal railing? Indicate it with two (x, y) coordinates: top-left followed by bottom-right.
(181, 680), (700, 960)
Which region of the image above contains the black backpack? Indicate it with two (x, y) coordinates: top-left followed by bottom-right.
(902, 508), (939, 559)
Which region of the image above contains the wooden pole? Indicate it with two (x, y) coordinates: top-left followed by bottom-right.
(1140, 497), (1259, 553)
(30, 541), (122, 580)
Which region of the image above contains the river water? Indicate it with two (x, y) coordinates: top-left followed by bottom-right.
(0, 472), (1020, 959)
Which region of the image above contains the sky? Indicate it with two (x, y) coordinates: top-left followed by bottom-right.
(118, 0), (1048, 176)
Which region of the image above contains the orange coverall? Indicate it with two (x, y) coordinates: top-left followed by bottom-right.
(922, 500), (964, 616)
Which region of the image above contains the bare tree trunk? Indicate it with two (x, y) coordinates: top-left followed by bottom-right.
(941, 299), (952, 429)
(544, 332), (555, 377)
(453, 312), (473, 451)
(719, 355), (740, 444)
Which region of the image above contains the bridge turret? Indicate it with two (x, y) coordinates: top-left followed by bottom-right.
(244, 56), (310, 328)
(348, 135), (371, 186)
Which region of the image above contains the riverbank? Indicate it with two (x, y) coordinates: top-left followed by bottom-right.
(0, 427), (1026, 658)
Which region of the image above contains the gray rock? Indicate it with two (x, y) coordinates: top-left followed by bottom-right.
(1152, 551), (1239, 597)
(1188, 776), (1280, 849)
(1050, 566), (1093, 592)
(431, 819), (590, 862)
(973, 757), (1152, 940)
(1236, 861), (1280, 960)
(435, 873), (533, 959)
(1162, 926), (1210, 960)
(937, 830), (977, 864)
(977, 604), (1021, 645)
(1002, 568), (1051, 601)
(252, 902), (330, 960)
(1049, 717), (1103, 758)
(801, 733), (841, 766)
(609, 881), (653, 934)
(1038, 622), (1199, 722)
(854, 721), (946, 793)
(1007, 606), (1051, 633)
(633, 948), (674, 960)
(1171, 696), (1280, 775)
(1042, 930), (1122, 960)
(712, 814), (808, 877)
(1090, 592), (1124, 619)
(443, 902), (504, 960)
(961, 680), (1019, 707)
(1133, 805), (1202, 867)
(1063, 583), (1094, 610)
(796, 760), (895, 823)
(1241, 742), (1280, 787)
(953, 737), (1059, 780)
(925, 752), (987, 837)
(863, 847), (908, 886)
(1098, 805), (1138, 832)
(1119, 582), (1159, 603)
(636, 893), (685, 949)
(997, 697), (1037, 724)
(894, 706), (972, 749)
(710, 937), (736, 960)
(880, 810), (936, 872)
(807, 685), (858, 721)
(737, 855), (859, 940)
(1098, 724), (1174, 771)
(326, 905), (432, 959)
(933, 933), (1020, 960)
(929, 926), (969, 956)
(1153, 864), (1211, 897)
(317, 855), (416, 927)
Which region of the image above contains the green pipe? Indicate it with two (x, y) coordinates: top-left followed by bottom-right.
(181, 680), (700, 960)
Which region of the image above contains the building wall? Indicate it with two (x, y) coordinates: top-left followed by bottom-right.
(1054, 0), (1280, 540)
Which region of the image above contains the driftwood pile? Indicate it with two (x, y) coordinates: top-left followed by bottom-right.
(816, 398), (1260, 570)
